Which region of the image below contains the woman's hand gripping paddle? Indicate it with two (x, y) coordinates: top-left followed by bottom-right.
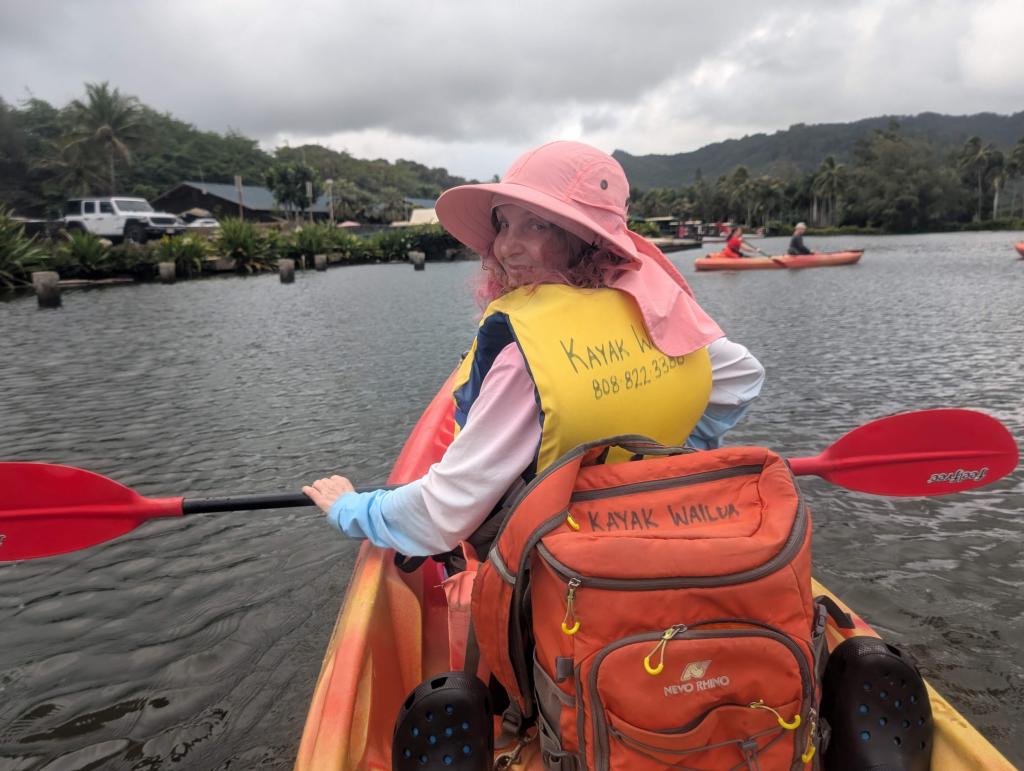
(0, 409), (1017, 562)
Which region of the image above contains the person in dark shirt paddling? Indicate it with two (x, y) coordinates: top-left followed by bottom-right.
(787, 222), (813, 255)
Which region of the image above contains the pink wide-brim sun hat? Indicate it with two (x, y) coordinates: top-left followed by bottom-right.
(435, 140), (723, 356)
(435, 141), (642, 267)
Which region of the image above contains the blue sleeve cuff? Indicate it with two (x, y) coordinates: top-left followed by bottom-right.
(685, 401), (755, 450)
(326, 489), (391, 540)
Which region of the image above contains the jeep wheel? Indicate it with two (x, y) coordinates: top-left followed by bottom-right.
(124, 223), (147, 244)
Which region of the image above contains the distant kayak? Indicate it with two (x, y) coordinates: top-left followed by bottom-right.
(695, 250), (864, 271)
(1015, 242), (1024, 258)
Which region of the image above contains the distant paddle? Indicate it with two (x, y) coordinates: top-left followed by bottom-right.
(0, 409), (1016, 562)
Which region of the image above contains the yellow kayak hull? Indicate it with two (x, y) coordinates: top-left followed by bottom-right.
(294, 375), (1014, 770)
(295, 546), (1013, 770)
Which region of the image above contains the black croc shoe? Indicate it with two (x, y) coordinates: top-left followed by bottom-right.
(820, 636), (933, 771)
(392, 671), (493, 770)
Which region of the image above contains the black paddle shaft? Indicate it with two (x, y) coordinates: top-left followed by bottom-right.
(180, 483), (397, 515)
(181, 492), (312, 514)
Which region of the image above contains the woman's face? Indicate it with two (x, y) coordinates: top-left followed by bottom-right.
(491, 204), (572, 285)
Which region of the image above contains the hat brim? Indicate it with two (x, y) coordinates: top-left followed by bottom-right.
(435, 182), (641, 267)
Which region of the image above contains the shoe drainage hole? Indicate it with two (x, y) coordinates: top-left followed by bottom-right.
(444, 726), (454, 737)
(445, 704), (455, 715)
(411, 727), (420, 738)
(428, 735), (437, 745)
(858, 704), (869, 714)
(403, 748), (412, 759)
(419, 754), (428, 765)
(462, 744), (472, 755)
(901, 719), (910, 729)
(909, 694), (918, 704)
(894, 736), (902, 747)
(425, 711), (434, 721)
(920, 741), (927, 750)
(461, 721), (470, 731)
(917, 717), (925, 726)
(863, 682), (872, 691)
(894, 698), (902, 708)
(879, 717), (888, 726)
(860, 731), (871, 742)
(443, 756), (453, 766)
(880, 690), (889, 700)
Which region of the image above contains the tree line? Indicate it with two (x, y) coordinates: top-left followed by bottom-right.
(0, 82), (467, 222)
(629, 122), (1024, 232)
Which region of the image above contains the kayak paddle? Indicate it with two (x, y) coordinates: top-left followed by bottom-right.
(0, 409), (1016, 562)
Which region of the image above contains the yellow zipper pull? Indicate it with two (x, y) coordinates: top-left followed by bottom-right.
(749, 700), (802, 730)
(561, 578), (581, 635)
(801, 710), (817, 764)
(643, 624), (686, 675)
(566, 512), (580, 531)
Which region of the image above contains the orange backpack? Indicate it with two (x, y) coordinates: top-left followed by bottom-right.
(471, 437), (827, 770)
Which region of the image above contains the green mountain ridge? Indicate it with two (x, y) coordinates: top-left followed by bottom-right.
(614, 111), (1024, 190)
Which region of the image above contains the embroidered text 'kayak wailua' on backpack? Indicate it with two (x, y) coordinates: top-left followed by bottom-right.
(471, 437), (827, 771)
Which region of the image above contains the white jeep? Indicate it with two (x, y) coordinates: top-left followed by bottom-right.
(63, 197), (184, 243)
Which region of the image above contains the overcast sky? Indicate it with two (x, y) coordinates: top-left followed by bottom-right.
(2, 0), (1022, 180)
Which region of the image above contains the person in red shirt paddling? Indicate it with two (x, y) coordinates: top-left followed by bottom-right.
(721, 225), (758, 258)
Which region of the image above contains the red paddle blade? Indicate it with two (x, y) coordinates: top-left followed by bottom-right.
(0, 463), (182, 561)
(789, 409), (1018, 496)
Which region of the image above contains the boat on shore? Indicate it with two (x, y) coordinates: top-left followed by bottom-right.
(1015, 242), (1024, 258)
(293, 374), (1013, 770)
(695, 250), (864, 271)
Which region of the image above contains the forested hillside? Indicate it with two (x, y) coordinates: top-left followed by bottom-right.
(615, 112), (1024, 189)
(0, 83), (467, 219)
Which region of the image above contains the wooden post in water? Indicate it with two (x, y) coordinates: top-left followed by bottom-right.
(32, 271), (61, 308)
(409, 250), (426, 271)
(158, 262), (176, 284)
(314, 254), (328, 271)
(279, 259), (295, 284)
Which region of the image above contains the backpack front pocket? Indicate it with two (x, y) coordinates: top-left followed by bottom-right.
(578, 624), (812, 771)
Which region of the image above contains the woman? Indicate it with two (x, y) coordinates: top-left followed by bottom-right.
(304, 141), (765, 557)
(721, 225), (758, 258)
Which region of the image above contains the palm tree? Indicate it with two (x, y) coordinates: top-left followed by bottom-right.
(957, 136), (998, 222)
(37, 138), (105, 196)
(1008, 138), (1024, 217)
(67, 82), (143, 195)
(812, 156), (847, 227)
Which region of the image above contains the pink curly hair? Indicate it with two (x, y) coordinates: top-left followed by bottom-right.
(473, 211), (627, 309)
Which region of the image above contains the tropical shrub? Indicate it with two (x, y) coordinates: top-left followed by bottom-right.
(370, 229), (412, 261)
(107, 241), (159, 277)
(289, 223), (334, 259)
(55, 230), (114, 277)
(0, 206), (48, 287)
(154, 234), (209, 277)
(216, 218), (276, 272)
(629, 221), (662, 238)
(407, 224), (459, 260)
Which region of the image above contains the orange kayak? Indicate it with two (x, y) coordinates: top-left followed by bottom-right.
(695, 250), (863, 271)
(294, 375), (1014, 771)
(1015, 242), (1024, 258)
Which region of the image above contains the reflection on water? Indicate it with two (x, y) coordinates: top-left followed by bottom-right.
(1, 232), (1022, 768)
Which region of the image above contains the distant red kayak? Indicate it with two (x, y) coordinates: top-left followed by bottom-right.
(1015, 242), (1024, 258)
(695, 250), (864, 271)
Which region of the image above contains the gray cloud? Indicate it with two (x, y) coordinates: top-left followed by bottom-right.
(2, 0), (1021, 179)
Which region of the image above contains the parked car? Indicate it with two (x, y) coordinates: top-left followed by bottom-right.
(63, 197), (185, 243)
(186, 217), (220, 228)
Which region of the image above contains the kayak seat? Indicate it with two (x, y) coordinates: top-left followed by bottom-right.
(820, 636), (933, 771)
(392, 671), (493, 770)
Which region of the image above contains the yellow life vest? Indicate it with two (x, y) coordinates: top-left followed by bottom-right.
(452, 284), (712, 474)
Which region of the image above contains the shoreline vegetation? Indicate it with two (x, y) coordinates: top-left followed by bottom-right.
(0, 210), (468, 292)
(3, 82), (1024, 291)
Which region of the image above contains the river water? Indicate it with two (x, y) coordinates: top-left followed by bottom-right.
(1, 231), (1021, 769)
